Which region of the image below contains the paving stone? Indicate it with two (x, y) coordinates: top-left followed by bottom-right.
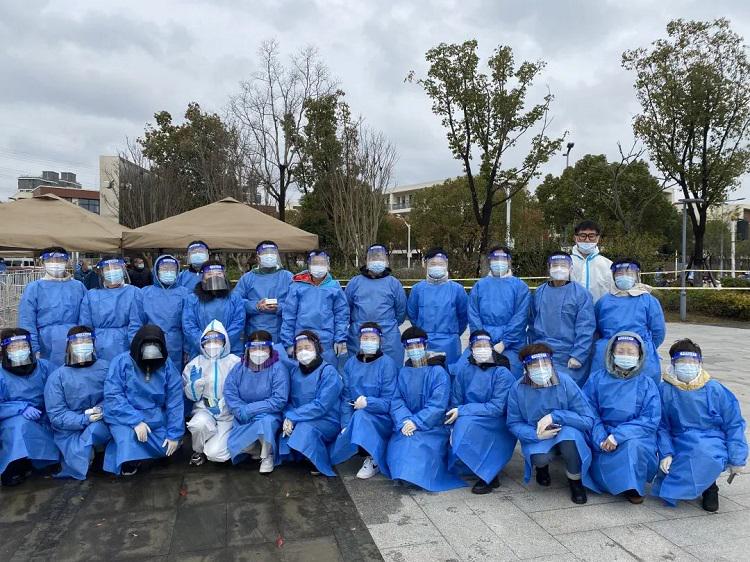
(646, 511), (750, 547)
(556, 529), (639, 561)
(528, 500), (665, 536)
(380, 538), (460, 562)
(367, 514), (446, 550)
(601, 524), (698, 561)
(170, 503), (227, 553)
(685, 535), (750, 561)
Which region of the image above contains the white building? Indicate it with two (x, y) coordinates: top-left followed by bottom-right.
(387, 179), (449, 215)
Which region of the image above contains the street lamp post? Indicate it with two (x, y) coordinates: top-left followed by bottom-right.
(505, 188), (512, 248)
(395, 214), (412, 269)
(564, 141), (575, 169)
(717, 198), (745, 278)
(678, 198), (704, 321)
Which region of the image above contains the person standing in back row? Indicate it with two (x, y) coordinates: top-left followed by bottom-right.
(570, 220), (614, 303)
(176, 241), (211, 291)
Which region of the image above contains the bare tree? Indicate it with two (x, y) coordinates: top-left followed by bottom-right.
(229, 40), (336, 221)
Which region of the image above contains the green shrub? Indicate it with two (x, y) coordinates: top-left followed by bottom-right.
(720, 277), (750, 288)
(653, 289), (750, 321)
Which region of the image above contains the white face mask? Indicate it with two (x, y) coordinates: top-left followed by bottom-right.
(550, 267), (569, 281)
(249, 350), (270, 365)
(310, 265), (328, 279)
(296, 349), (316, 365)
(204, 342), (223, 358)
(141, 343), (163, 360)
(45, 262), (67, 277)
(472, 347), (493, 363)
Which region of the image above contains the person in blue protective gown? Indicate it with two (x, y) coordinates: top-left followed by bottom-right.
(176, 240), (211, 290)
(0, 329), (59, 487)
(653, 339), (747, 512)
(234, 241), (293, 344)
(223, 330), (289, 473)
(182, 261), (245, 357)
(591, 259), (665, 385)
(44, 326), (112, 480)
(406, 248), (468, 364)
(18, 247), (86, 367)
(345, 245), (407, 366)
(280, 250), (350, 367)
(529, 251), (595, 386)
(79, 257), (145, 362)
(183, 320), (241, 467)
(583, 332), (660, 504)
(331, 322), (398, 480)
(136, 255), (189, 369)
(445, 330), (517, 494)
(103, 324), (184, 476)
(279, 330), (342, 476)
(386, 326), (467, 491)
(506, 343), (596, 504)
(468, 247), (531, 378)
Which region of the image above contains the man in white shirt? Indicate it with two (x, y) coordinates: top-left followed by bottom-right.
(570, 220), (614, 303)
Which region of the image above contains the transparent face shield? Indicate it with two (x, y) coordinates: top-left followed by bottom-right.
(548, 255), (572, 281)
(308, 253), (330, 280)
(488, 250), (511, 276)
(670, 351), (703, 383)
(245, 339), (272, 368)
(426, 254), (448, 280)
(157, 258), (179, 286)
(611, 336), (641, 373)
(42, 251), (69, 278)
(188, 244), (209, 268)
(201, 265), (228, 291)
(612, 263), (641, 291)
(66, 332), (96, 366)
(359, 327), (382, 355)
(257, 243), (281, 269)
(470, 334), (493, 363)
(97, 258), (128, 288)
(2, 335), (33, 367)
(201, 331), (226, 359)
(366, 245), (389, 273)
(523, 352), (558, 387)
(403, 336), (427, 365)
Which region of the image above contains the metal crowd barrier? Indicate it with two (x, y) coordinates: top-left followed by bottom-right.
(0, 269), (45, 329)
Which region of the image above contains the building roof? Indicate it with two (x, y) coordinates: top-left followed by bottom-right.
(389, 179), (450, 194)
(33, 186), (99, 200)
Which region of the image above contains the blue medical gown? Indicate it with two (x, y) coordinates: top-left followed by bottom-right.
(407, 281), (468, 364)
(176, 269), (201, 291)
(448, 361), (517, 484)
(330, 354), (398, 476)
(44, 360), (112, 479)
(653, 380), (748, 505)
(280, 276), (350, 366)
(19, 279), (87, 367)
(0, 360), (59, 474)
(583, 369), (660, 495)
(79, 285), (145, 362)
(529, 281), (595, 386)
(279, 362), (342, 476)
(468, 276), (531, 378)
(102, 354), (184, 474)
(592, 294), (665, 385)
(345, 274), (407, 366)
(137, 270), (189, 368)
(506, 373), (596, 489)
(234, 269), (293, 343)
(223, 359), (290, 464)
(386, 363), (467, 491)
(182, 292), (246, 357)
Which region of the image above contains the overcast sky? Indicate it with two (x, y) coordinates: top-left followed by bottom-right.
(1, 0), (750, 204)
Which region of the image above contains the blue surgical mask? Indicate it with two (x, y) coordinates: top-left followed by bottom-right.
(528, 366), (553, 385)
(103, 269), (124, 285)
(190, 251), (208, 266)
(615, 275), (636, 291)
(260, 254), (278, 268)
(577, 242), (597, 254)
(427, 266), (447, 279)
(407, 347), (426, 362)
(7, 348), (31, 365)
(614, 354), (638, 370)
(360, 340), (379, 355)
(490, 261), (509, 275)
(673, 363), (701, 383)
(72, 342), (94, 356)
(159, 270), (177, 285)
(368, 261), (386, 274)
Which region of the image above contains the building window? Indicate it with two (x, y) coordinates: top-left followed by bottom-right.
(78, 199), (100, 214)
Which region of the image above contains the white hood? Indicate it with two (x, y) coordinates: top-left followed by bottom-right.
(200, 319), (232, 360)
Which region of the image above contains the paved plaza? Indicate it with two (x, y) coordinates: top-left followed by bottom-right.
(0, 322), (748, 561)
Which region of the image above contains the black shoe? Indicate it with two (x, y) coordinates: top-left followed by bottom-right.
(1, 472), (27, 487)
(472, 476), (500, 495)
(189, 452), (207, 467)
(702, 482), (719, 512)
(535, 466), (551, 487)
(568, 478), (587, 504)
(121, 462), (140, 477)
(624, 489), (644, 504)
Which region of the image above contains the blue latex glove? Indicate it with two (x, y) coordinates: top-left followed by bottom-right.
(22, 405), (42, 421)
(190, 365), (202, 383)
(207, 406), (221, 416)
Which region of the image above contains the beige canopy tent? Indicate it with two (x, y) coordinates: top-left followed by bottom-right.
(0, 194), (128, 253)
(122, 197), (318, 251)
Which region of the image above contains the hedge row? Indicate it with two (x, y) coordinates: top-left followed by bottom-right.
(653, 289), (750, 321)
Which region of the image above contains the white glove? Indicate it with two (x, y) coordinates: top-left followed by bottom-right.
(444, 408), (459, 425)
(84, 406), (102, 416)
(567, 357), (582, 369)
(401, 419), (416, 437)
(537, 426), (560, 440)
(88, 412), (103, 423)
(353, 396), (367, 410)
(162, 439), (179, 456)
(536, 414), (554, 436)
(134, 422), (151, 443)
(282, 418), (294, 437)
(729, 465), (743, 476)
(600, 435), (617, 452)
(660, 455), (673, 474)
(335, 342), (348, 356)
(340, 427), (347, 434)
(493, 341), (505, 354)
(286, 346), (295, 356)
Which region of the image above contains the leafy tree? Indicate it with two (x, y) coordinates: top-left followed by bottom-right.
(623, 19), (750, 269)
(408, 40), (564, 273)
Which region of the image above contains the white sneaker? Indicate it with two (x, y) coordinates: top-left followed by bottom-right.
(356, 456), (379, 479)
(259, 457), (274, 474)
